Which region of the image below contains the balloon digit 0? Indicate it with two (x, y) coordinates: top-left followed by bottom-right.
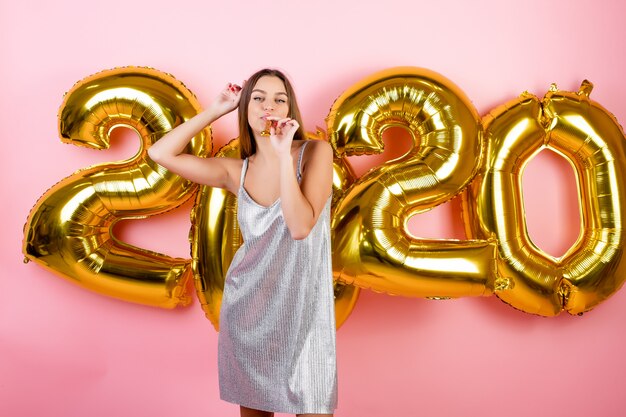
(191, 136), (361, 329)
(465, 82), (626, 315)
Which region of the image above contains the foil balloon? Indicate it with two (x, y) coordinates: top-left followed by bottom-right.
(327, 67), (501, 298)
(23, 66), (626, 319)
(191, 134), (360, 330)
(463, 81), (626, 316)
(22, 67), (209, 308)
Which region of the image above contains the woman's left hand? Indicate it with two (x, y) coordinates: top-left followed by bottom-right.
(269, 117), (300, 157)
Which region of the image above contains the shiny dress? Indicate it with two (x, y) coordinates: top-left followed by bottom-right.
(218, 142), (338, 414)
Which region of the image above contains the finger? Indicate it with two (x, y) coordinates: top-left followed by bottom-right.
(282, 120), (299, 131)
(276, 118), (294, 127)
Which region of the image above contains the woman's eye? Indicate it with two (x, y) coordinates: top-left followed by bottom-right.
(252, 96), (263, 101)
(276, 98), (286, 104)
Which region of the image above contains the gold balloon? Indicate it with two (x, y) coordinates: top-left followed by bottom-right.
(327, 67), (500, 298)
(191, 134), (361, 329)
(24, 66), (626, 319)
(464, 81), (626, 315)
(22, 67), (209, 308)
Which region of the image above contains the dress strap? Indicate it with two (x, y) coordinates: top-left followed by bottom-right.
(296, 141), (309, 181)
(239, 158), (249, 189)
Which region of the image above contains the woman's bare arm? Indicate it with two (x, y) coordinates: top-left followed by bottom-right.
(278, 139), (334, 240)
(148, 84), (242, 192)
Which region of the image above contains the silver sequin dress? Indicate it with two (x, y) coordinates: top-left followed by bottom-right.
(218, 142), (338, 414)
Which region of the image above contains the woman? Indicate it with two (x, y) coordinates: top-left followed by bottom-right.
(148, 69), (337, 417)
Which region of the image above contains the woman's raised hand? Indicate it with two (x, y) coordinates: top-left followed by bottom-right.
(211, 82), (243, 117)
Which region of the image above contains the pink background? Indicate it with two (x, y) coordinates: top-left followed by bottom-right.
(2, 0), (626, 416)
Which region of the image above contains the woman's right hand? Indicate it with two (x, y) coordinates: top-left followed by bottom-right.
(211, 83), (243, 117)
(149, 81), (245, 191)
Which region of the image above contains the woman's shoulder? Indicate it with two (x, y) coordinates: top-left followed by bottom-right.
(213, 155), (245, 169)
(302, 139), (332, 161)
(223, 157), (245, 177)
(298, 139), (332, 155)
(209, 156), (245, 193)
(298, 140), (333, 177)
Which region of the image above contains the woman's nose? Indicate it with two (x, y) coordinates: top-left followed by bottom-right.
(263, 102), (274, 111)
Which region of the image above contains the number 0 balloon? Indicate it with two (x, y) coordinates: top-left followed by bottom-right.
(463, 81), (626, 316)
(190, 137), (360, 329)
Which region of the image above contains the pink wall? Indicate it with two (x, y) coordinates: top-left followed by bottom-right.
(2, 0), (626, 416)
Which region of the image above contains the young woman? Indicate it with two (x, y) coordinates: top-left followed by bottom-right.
(148, 69), (337, 417)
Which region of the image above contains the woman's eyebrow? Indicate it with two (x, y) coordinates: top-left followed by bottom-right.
(251, 88), (288, 96)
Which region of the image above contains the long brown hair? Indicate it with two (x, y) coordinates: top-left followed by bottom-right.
(238, 69), (306, 159)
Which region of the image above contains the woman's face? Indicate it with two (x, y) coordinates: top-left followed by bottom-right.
(247, 75), (290, 136)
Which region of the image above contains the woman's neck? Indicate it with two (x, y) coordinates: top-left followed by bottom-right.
(251, 137), (279, 163)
